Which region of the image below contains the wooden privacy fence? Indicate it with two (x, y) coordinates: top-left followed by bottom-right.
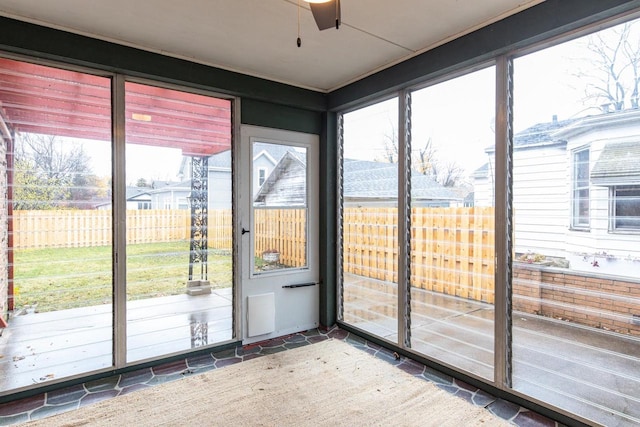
(12, 208), (235, 251)
(12, 208), (305, 266)
(11, 209), (191, 249)
(12, 207), (495, 302)
(411, 207), (495, 303)
(343, 207), (495, 303)
(208, 209), (232, 250)
(253, 208), (306, 268)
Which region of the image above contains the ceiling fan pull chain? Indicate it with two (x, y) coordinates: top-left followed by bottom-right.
(297, 0), (302, 47)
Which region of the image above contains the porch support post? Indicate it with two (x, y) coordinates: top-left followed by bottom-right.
(2, 115), (14, 314)
(189, 156), (209, 281)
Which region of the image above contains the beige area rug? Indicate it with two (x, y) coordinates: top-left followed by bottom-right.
(24, 339), (510, 426)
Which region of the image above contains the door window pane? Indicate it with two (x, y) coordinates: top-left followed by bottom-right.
(252, 142), (308, 274)
(341, 98), (399, 341)
(411, 66), (496, 380)
(512, 19), (640, 426)
(124, 82), (233, 362)
(0, 58), (113, 391)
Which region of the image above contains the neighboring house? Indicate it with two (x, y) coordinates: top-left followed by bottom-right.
(170, 142), (290, 211)
(343, 159), (461, 207)
(127, 143), (294, 213)
(252, 144), (292, 197)
(127, 187), (152, 210)
(207, 149), (233, 209)
(96, 186), (152, 210)
(147, 180), (191, 210)
(474, 110), (640, 264)
(471, 163), (492, 208)
(254, 151), (306, 207)
(256, 156), (460, 208)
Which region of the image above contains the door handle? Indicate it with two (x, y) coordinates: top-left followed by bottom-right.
(282, 282), (316, 288)
(242, 228), (250, 235)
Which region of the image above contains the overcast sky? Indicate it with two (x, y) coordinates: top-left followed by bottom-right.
(84, 18), (638, 184)
(343, 18), (637, 179)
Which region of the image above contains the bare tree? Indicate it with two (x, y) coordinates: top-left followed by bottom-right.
(431, 161), (466, 188)
(13, 133), (100, 209)
(377, 127), (398, 164)
(578, 22), (640, 112)
(413, 137), (437, 176)
(377, 131), (464, 188)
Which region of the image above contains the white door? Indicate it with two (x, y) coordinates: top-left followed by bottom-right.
(239, 125), (319, 344)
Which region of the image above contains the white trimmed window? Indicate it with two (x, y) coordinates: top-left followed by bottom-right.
(572, 148), (590, 229)
(612, 186), (640, 231)
(258, 167), (267, 187)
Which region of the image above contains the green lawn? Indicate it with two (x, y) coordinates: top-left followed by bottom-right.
(13, 241), (232, 313)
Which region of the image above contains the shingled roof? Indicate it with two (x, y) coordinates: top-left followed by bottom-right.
(205, 143), (293, 169)
(591, 141), (640, 183)
(485, 111), (640, 185)
(343, 159), (459, 201)
(515, 117), (579, 147)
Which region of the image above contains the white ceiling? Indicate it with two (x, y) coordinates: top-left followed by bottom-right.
(0, 0), (545, 92)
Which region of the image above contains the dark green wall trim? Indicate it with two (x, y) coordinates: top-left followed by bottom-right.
(319, 112), (338, 327)
(0, 16), (326, 112)
(241, 99), (322, 134)
(328, 0), (640, 111)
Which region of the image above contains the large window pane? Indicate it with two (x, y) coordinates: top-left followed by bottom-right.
(410, 67), (496, 380)
(0, 58), (113, 391)
(341, 98), (399, 341)
(512, 19), (640, 426)
(125, 82), (233, 362)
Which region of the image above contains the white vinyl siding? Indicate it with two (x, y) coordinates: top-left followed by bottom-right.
(513, 147), (569, 256)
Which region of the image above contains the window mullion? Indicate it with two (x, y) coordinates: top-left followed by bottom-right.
(398, 89), (412, 349)
(112, 74), (127, 368)
(336, 113), (344, 322)
(494, 55), (513, 389)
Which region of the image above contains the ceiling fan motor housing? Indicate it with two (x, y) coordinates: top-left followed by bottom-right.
(310, 0), (341, 30)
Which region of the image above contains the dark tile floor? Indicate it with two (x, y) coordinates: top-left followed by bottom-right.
(0, 326), (562, 426)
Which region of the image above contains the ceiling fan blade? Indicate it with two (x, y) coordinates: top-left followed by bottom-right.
(309, 0), (341, 31)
